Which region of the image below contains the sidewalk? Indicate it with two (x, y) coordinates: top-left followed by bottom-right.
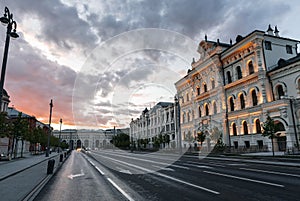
(0, 152), (59, 181)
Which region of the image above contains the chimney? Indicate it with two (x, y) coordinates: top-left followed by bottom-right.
(274, 26), (279, 37)
(267, 24), (274, 35)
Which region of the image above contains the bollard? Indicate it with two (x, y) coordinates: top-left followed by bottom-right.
(64, 152), (66, 158)
(47, 159), (55, 174)
(59, 154), (63, 162)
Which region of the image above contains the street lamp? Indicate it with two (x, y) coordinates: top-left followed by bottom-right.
(46, 99), (53, 157)
(58, 118), (62, 153)
(174, 95), (182, 154)
(0, 7), (19, 111)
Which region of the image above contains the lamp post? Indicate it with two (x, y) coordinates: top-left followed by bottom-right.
(174, 95), (182, 154)
(58, 118), (62, 153)
(46, 99), (53, 157)
(0, 7), (19, 111)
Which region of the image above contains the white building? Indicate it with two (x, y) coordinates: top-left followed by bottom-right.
(53, 128), (129, 150)
(130, 102), (178, 149)
(175, 25), (300, 153)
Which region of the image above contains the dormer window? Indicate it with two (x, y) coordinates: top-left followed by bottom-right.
(286, 45), (293, 54)
(265, 41), (272, 50)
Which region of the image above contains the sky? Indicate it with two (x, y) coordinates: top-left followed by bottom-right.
(0, 0), (299, 130)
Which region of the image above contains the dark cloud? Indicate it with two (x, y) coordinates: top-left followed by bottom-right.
(4, 0), (98, 50)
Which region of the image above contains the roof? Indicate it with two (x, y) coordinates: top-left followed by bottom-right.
(268, 54), (300, 73)
(7, 107), (32, 118)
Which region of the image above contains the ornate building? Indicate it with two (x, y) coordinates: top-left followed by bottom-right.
(52, 128), (129, 150)
(0, 89), (10, 112)
(130, 102), (177, 149)
(175, 25), (300, 152)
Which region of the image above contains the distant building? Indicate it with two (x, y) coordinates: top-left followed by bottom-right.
(52, 128), (129, 150)
(175, 25), (300, 153)
(0, 89), (10, 112)
(130, 102), (177, 149)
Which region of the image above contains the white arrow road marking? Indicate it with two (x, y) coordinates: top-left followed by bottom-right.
(68, 169), (85, 180)
(119, 169), (133, 175)
(116, 166), (133, 175)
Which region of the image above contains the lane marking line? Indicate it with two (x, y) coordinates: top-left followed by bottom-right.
(239, 167), (300, 178)
(98, 154), (220, 195)
(107, 178), (135, 201)
(95, 166), (105, 175)
(203, 171), (284, 188)
(95, 151), (189, 170)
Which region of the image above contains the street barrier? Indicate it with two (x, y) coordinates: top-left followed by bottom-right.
(47, 159), (55, 174)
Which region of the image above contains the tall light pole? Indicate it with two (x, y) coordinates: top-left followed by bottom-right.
(46, 99), (53, 157)
(58, 118), (62, 153)
(174, 95), (182, 154)
(0, 7), (19, 111)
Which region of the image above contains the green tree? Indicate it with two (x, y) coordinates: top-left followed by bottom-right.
(112, 133), (130, 149)
(11, 113), (30, 158)
(29, 126), (45, 154)
(196, 131), (206, 147)
(262, 116), (279, 157)
(0, 112), (10, 138)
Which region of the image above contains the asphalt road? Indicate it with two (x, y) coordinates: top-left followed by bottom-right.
(35, 150), (300, 201)
(35, 151), (131, 201)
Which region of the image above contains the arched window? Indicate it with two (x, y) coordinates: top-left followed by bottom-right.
(213, 102), (217, 114)
(248, 61), (254, 75)
(227, 71), (232, 84)
(187, 112), (190, 122)
(277, 85), (285, 99)
(232, 123), (237, 136)
(236, 66), (242, 79)
(251, 90), (258, 106)
(182, 113), (185, 123)
(198, 106), (201, 118)
(255, 119), (261, 134)
(240, 94), (245, 109)
(211, 79), (215, 89)
(205, 104), (209, 116)
(229, 97), (234, 112)
(203, 83), (207, 92)
(196, 87), (200, 95)
(186, 93), (189, 101)
(243, 121), (248, 135)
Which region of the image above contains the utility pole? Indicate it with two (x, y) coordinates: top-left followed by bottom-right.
(46, 99), (53, 157)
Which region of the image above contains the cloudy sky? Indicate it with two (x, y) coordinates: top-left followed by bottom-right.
(0, 0), (299, 130)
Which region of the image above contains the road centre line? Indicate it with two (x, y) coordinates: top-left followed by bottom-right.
(107, 178), (135, 201)
(99, 150), (181, 162)
(98, 154), (220, 195)
(95, 152), (189, 170)
(239, 167), (300, 178)
(203, 171), (284, 188)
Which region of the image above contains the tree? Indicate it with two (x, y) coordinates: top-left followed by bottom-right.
(196, 131), (206, 147)
(0, 112), (11, 138)
(112, 133), (130, 149)
(185, 131), (194, 152)
(262, 116), (279, 156)
(11, 113), (30, 158)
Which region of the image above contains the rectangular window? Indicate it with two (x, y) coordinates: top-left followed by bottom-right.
(286, 45), (293, 54)
(265, 41), (272, 50)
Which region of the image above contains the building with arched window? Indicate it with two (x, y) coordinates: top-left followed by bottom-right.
(175, 26), (300, 153)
